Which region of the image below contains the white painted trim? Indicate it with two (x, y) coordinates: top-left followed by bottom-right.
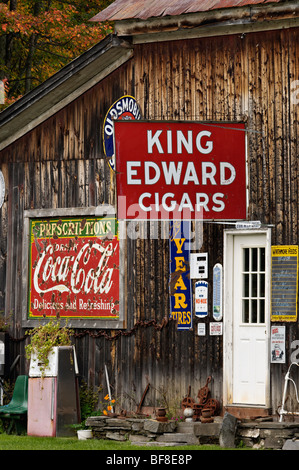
(223, 228), (272, 408)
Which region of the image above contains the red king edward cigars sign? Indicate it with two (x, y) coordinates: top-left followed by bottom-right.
(28, 216), (119, 320)
(114, 121), (247, 220)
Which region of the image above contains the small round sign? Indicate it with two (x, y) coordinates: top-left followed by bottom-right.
(102, 95), (142, 171)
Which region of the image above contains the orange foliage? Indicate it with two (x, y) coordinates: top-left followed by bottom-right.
(0, 0), (113, 108)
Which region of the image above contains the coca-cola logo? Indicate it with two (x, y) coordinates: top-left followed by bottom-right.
(33, 242), (116, 295)
(28, 217), (120, 319)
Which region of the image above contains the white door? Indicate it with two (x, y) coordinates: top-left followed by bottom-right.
(224, 230), (270, 407)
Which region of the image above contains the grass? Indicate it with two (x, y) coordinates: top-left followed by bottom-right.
(0, 433), (238, 451)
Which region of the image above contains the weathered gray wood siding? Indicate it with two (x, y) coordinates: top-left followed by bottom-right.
(0, 27), (298, 412)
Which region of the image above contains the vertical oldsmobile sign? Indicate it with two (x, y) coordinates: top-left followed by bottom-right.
(114, 120), (247, 329)
(27, 215), (120, 321)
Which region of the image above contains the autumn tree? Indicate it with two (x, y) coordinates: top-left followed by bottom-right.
(0, 0), (113, 107)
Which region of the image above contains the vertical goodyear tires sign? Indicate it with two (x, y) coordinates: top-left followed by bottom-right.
(103, 95), (142, 171)
(169, 221), (192, 330)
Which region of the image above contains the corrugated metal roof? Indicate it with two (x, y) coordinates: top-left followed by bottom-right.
(91, 0), (285, 22)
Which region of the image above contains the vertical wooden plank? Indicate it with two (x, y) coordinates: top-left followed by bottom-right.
(0, 27), (298, 412)
(289, 29), (299, 245)
(259, 34), (271, 224)
(0, 164), (8, 313)
(273, 31), (284, 244)
(194, 38), (201, 120)
(234, 35), (243, 120)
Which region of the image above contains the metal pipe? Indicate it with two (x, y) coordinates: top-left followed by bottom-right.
(279, 362), (299, 422)
(105, 364), (114, 413)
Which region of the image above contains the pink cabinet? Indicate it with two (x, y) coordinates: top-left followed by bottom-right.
(27, 346), (80, 437)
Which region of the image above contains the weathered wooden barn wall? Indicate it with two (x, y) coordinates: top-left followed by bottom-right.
(0, 26), (298, 413)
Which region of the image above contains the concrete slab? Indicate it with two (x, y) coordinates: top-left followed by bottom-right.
(156, 433), (199, 445)
(282, 439), (299, 450)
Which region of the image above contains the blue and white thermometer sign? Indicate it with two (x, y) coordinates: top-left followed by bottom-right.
(213, 263), (223, 321)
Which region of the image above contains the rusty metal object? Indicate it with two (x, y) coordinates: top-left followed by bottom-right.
(200, 416), (214, 423)
(181, 385), (195, 410)
(183, 377), (220, 421)
(192, 403), (203, 421)
(204, 398), (220, 416)
(136, 382), (150, 414)
(201, 408), (212, 418)
(201, 408), (213, 423)
(119, 409), (127, 418)
(181, 378), (220, 421)
(156, 407), (168, 422)
(197, 376), (211, 405)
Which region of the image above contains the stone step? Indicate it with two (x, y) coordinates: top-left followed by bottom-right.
(177, 420), (221, 437)
(177, 422), (196, 433)
(282, 439), (299, 450)
(156, 433), (199, 445)
(129, 432), (198, 447)
(131, 441), (193, 447)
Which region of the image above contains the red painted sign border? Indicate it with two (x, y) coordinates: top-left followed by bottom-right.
(115, 120), (247, 221)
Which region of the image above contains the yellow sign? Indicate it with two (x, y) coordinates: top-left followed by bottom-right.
(271, 245), (298, 322)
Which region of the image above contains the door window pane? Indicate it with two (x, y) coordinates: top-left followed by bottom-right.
(259, 248), (265, 271)
(242, 247), (265, 324)
(251, 248), (258, 271)
(252, 274), (258, 297)
(243, 299), (249, 323)
(244, 248), (249, 271)
(259, 300), (265, 323)
(251, 300), (257, 323)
